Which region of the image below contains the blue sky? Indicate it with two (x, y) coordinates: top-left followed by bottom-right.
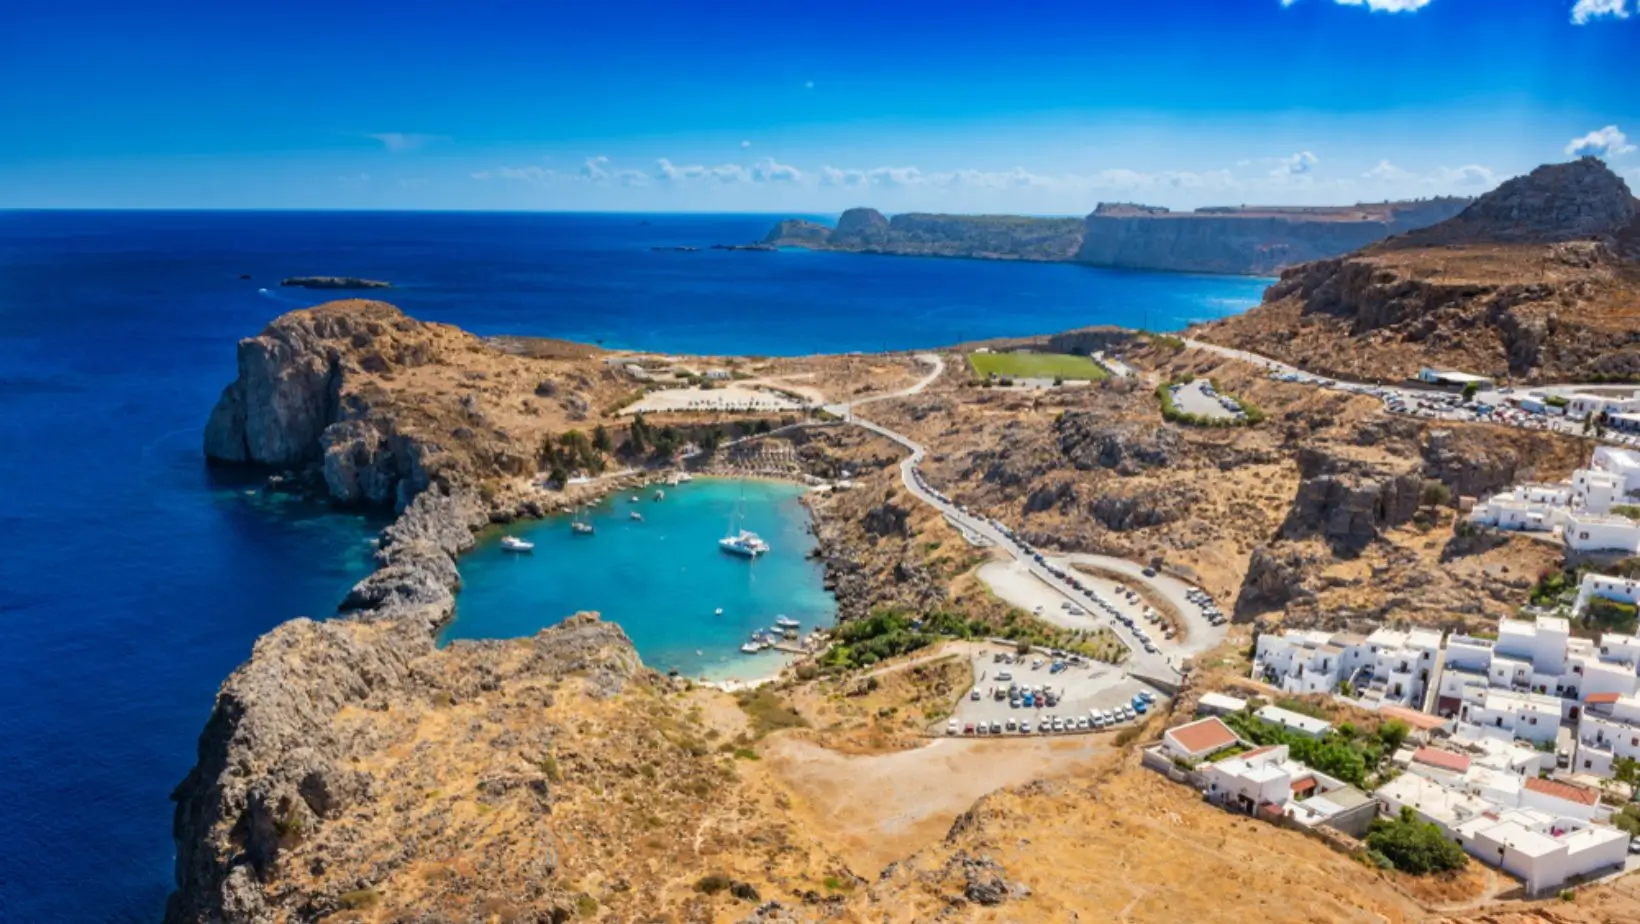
(2, 0), (1636, 212)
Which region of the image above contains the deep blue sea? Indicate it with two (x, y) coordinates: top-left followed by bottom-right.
(0, 210), (1266, 921)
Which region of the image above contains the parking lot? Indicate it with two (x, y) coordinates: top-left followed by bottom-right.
(940, 642), (1166, 737)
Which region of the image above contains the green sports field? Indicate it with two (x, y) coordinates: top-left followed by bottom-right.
(968, 351), (1109, 381)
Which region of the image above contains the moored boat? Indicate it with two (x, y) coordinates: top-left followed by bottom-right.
(500, 536), (534, 552)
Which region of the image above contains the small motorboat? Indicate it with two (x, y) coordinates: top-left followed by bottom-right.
(630, 511), (643, 521)
(501, 536), (534, 552)
(774, 615), (800, 629)
(654, 489), (665, 501)
(714, 607), (724, 616)
(571, 521), (594, 535)
(630, 495), (640, 502)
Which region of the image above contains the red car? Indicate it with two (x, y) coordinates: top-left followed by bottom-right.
(963, 723), (975, 735)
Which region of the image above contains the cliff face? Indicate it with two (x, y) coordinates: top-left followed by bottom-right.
(1198, 158), (1640, 381)
(1075, 199), (1468, 276)
(760, 199), (1465, 273)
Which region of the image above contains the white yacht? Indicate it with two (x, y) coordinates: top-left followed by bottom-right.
(500, 536), (534, 552)
(629, 511), (643, 521)
(570, 506), (594, 535)
(774, 615), (800, 630)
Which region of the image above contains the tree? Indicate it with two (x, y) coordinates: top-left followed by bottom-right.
(1614, 756), (1640, 791)
(624, 413), (650, 456)
(1421, 479), (1453, 510)
(592, 424), (613, 454)
(1378, 719), (1411, 756)
(1461, 381), (1480, 402)
(1367, 807), (1468, 874)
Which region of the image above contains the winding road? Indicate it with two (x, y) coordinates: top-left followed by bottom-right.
(826, 353), (1211, 681)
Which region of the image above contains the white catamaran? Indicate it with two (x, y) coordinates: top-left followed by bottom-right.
(718, 483), (769, 558)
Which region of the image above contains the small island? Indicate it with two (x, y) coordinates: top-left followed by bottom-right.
(280, 276), (393, 290)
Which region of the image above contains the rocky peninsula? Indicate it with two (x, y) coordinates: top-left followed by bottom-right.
(759, 198), (1469, 275)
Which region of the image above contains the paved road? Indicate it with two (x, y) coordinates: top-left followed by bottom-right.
(1054, 554), (1226, 661)
(1170, 379), (1239, 420)
(1183, 336), (1640, 448)
(828, 355), (1185, 680)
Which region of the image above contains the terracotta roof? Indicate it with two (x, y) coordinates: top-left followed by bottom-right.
(1378, 705), (1449, 731)
(1291, 777), (1319, 796)
(1239, 745), (1279, 761)
(1411, 747), (1471, 773)
(1165, 718), (1239, 756)
(1584, 692), (1622, 705)
(1524, 777), (1600, 807)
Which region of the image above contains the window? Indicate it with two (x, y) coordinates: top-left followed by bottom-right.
(1586, 759), (1593, 769)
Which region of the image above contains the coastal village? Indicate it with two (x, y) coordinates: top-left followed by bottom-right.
(168, 157), (1640, 923)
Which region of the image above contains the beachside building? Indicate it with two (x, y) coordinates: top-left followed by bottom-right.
(1160, 717), (1241, 763)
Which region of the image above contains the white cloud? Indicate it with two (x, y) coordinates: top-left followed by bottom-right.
(740, 140), (752, 148)
(1363, 160), (1413, 181)
(1565, 125), (1635, 158)
(1430, 164), (1495, 187)
(1282, 0), (1433, 11)
(580, 155), (611, 180)
(1572, 0), (1629, 25)
(471, 165), (555, 184)
(749, 157), (803, 183)
(366, 132), (443, 153)
(1272, 151), (1319, 176)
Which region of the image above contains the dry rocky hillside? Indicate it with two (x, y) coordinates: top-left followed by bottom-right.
(1198, 157), (1640, 383)
(866, 337), (1584, 635)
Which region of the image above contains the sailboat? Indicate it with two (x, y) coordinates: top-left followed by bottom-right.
(718, 481), (769, 558)
(570, 506), (594, 536)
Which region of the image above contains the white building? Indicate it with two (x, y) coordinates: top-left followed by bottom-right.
(1252, 629), (1367, 696)
(1573, 573), (1640, 619)
(1591, 446), (1640, 497)
(1563, 511), (1640, 554)
(1254, 705), (1332, 739)
(1358, 627), (1442, 708)
(1160, 717), (1241, 763)
(1195, 692), (1247, 717)
(1574, 693), (1640, 777)
(1202, 743), (1379, 836)
(1451, 808), (1627, 896)
(1467, 690), (1563, 745)
(1379, 760), (1627, 895)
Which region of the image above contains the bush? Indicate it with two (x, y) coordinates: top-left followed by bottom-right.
(1366, 808), (1468, 875)
(695, 874), (733, 895)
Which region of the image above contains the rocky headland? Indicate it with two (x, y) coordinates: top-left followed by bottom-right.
(1197, 157), (1640, 382)
(757, 197), (1468, 274)
(280, 276), (393, 289)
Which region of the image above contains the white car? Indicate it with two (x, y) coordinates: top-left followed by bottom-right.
(947, 718), (959, 735)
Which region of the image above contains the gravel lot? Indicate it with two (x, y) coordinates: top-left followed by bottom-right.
(941, 642), (1165, 736)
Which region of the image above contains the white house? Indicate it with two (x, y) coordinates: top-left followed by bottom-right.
(1574, 693), (1640, 777)
(1160, 717), (1241, 762)
(1451, 808), (1628, 896)
(1467, 690), (1563, 745)
(1254, 705), (1332, 738)
(1574, 573), (1640, 619)
(1591, 446), (1640, 498)
(1252, 629), (1368, 695)
(1200, 743), (1379, 836)
(1563, 512), (1640, 555)
(1196, 692), (1247, 716)
(1571, 469), (1623, 515)
(1357, 627), (1442, 708)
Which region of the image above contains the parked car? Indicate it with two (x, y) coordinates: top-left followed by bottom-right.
(971, 689), (981, 701)
(947, 718), (958, 735)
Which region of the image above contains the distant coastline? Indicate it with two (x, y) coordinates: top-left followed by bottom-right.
(747, 199), (1471, 276)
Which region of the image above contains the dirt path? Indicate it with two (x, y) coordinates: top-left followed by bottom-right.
(758, 732), (1110, 876)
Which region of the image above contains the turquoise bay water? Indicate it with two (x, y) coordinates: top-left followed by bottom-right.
(444, 479), (835, 680)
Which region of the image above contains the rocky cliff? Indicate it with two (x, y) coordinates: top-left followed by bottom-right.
(759, 199), (1466, 273)
(1198, 158), (1640, 381)
(1076, 199), (1468, 275)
